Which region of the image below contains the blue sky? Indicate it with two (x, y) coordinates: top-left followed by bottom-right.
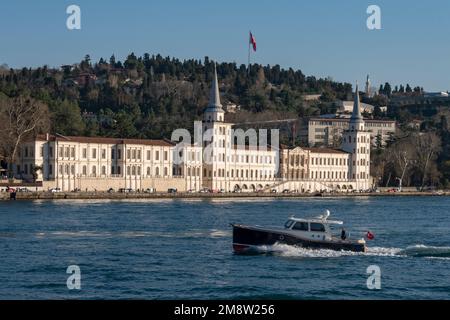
(0, 0), (449, 91)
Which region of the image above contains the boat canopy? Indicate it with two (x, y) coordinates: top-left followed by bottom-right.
(288, 210), (343, 225)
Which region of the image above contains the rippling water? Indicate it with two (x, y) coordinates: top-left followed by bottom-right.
(1, 197), (449, 299)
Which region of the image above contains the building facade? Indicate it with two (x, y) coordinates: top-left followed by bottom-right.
(307, 116), (395, 147)
(17, 69), (373, 193)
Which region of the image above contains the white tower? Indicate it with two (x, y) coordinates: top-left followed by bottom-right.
(202, 63), (232, 191)
(342, 84), (372, 190)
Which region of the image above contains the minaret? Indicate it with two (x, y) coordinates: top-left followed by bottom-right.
(203, 63), (225, 123)
(202, 62), (231, 191)
(365, 75), (371, 97)
(342, 83), (371, 190)
(350, 84), (365, 131)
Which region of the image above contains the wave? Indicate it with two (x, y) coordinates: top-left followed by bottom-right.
(34, 229), (231, 239)
(398, 245), (450, 258)
(249, 243), (450, 259)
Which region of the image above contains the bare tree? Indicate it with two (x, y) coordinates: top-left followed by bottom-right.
(414, 132), (441, 190)
(0, 95), (49, 178)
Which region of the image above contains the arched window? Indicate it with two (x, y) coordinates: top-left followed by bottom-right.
(156, 167), (160, 176)
(132, 166), (136, 175)
(82, 166), (87, 176)
(117, 166), (121, 175)
(92, 166), (97, 176)
(147, 167), (151, 176)
(102, 166), (106, 175)
(164, 167), (168, 176)
(71, 165), (75, 175)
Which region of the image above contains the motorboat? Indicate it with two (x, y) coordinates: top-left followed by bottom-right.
(231, 210), (367, 254)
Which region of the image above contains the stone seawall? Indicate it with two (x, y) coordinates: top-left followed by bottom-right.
(0, 191), (448, 201)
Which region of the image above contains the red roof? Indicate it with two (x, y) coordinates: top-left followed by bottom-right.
(35, 134), (174, 147)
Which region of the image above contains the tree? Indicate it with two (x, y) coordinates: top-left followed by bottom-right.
(406, 84), (412, 93)
(0, 95), (49, 178)
(413, 132), (441, 190)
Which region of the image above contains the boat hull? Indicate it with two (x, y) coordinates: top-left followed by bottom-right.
(232, 224), (366, 253)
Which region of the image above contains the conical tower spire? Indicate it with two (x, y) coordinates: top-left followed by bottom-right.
(204, 62), (224, 122)
(208, 63), (222, 110)
(350, 83), (364, 130)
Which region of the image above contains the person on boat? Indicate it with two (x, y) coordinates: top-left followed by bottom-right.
(341, 228), (347, 241)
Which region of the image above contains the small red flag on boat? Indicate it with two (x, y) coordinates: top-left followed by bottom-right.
(366, 231), (375, 240)
(249, 32), (257, 52)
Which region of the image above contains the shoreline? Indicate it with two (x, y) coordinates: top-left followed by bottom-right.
(1, 191), (448, 201)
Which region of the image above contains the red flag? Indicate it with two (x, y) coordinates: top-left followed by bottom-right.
(249, 32), (257, 52)
(366, 231), (375, 240)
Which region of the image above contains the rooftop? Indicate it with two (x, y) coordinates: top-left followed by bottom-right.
(35, 134), (174, 147)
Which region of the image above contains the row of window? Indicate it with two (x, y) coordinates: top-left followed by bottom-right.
(311, 171), (349, 180)
(204, 168), (274, 179)
(311, 157), (348, 166)
(53, 164), (171, 177)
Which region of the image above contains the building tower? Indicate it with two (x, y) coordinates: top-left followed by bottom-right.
(365, 75), (371, 97)
(202, 63), (233, 191)
(342, 84), (372, 190)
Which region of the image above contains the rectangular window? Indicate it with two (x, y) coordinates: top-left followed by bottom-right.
(147, 150), (151, 160)
(118, 149), (122, 159)
(71, 147), (75, 158)
(82, 148), (87, 159)
(92, 149), (97, 159)
(111, 149), (115, 160)
(155, 151), (160, 161)
(102, 149), (106, 159)
(164, 151), (168, 161)
(310, 223), (325, 232)
(293, 222), (309, 231)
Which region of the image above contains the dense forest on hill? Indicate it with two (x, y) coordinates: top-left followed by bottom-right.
(0, 53), (351, 140)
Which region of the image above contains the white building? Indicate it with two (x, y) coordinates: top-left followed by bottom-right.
(201, 65), (278, 192)
(16, 68), (373, 193)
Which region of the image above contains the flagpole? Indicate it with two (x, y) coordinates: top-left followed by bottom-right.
(248, 30), (251, 76)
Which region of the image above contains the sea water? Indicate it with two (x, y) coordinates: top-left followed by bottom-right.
(0, 196), (449, 299)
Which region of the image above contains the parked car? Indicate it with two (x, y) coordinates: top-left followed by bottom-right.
(199, 188), (209, 193)
(107, 188), (115, 193)
(168, 188), (177, 194)
(50, 188), (61, 193)
(282, 189), (290, 194)
(144, 188), (156, 193)
(17, 187), (31, 192)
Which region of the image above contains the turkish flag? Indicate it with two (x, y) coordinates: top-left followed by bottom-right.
(249, 32), (257, 52)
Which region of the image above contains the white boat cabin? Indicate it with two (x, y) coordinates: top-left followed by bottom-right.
(283, 210), (357, 242)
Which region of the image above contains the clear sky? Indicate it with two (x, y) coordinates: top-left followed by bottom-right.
(1, 0), (449, 91)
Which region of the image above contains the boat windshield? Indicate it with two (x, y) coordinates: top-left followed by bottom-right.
(284, 220), (294, 229)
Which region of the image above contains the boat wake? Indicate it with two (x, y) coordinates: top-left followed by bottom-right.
(250, 243), (450, 260)
(398, 245), (450, 259)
